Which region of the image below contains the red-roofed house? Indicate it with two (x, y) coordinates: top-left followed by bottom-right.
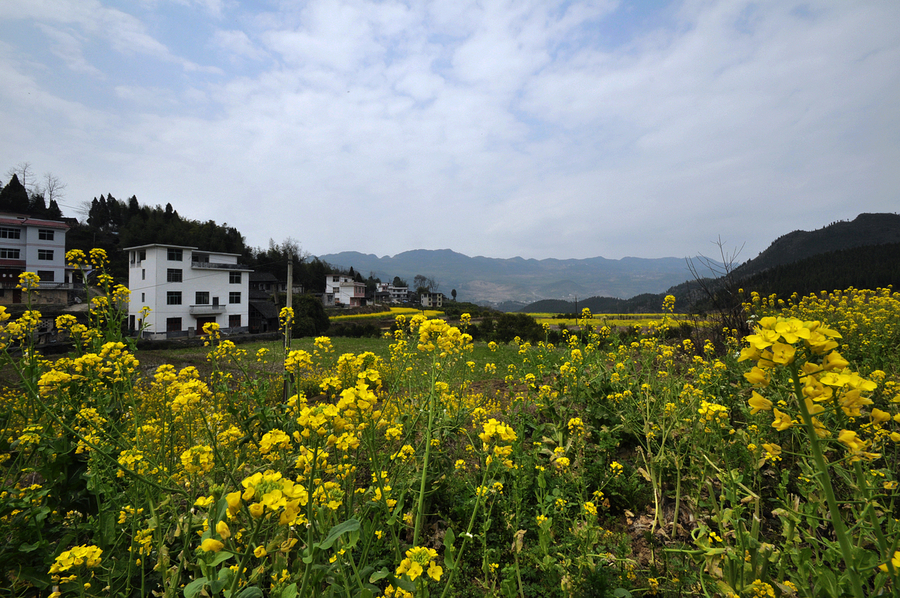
(0, 213), (69, 304)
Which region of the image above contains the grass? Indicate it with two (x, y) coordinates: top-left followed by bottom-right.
(133, 335), (528, 386)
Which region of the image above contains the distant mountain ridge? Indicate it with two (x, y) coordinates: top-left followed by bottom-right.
(733, 213), (900, 279)
(525, 212), (900, 313)
(316, 249), (696, 305)
(319, 213), (900, 309)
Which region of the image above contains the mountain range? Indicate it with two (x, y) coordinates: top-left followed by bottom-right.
(317, 249), (698, 306)
(319, 213), (900, 308)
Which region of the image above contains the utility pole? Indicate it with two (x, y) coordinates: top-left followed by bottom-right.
(285, 253), (293, 349)
(283, 252), (293, 402)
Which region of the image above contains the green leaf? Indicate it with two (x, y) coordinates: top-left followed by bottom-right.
(18, 541), (42, 553)
(183, 577), (208, 598)
(210, 567), (233, 594)
(316, 519), (361, 551)
(613, 589), (632, 598)
(387, 491), (406, 526)
(369, 568), (390, 583)
(444, 528), (456, 569)
(281, 583), (298, 598)
(444, 528), (456, 551)
(210, 551), (234, 567)
(236, 587), (264, 598)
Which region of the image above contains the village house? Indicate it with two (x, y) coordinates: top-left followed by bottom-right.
(323, 273), (366, 307)
(126, 244), (251, 339)
(420, 291), (445, 308)
(0, 213), (70, 305)
(372, 282), (410, 304)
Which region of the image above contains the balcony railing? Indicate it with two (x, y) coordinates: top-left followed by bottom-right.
(190, 261), (246, 271)
(1, 282), (78, 290)
(189, 304), (227, 315)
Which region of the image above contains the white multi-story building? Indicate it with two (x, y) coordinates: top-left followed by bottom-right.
(373, 282), (409, 304)
(323, 273), (366, 307)
(0, 213), (69, 304)
(126, 244), (252, 339)
(420, 292), (445, 308)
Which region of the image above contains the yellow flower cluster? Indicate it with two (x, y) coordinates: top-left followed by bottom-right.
(741, 316), (888, 460)
(231, 470), (310, 525)
(413, 317), (473, 356)
(395, 546), (442, 582)
(180, 445), (214, 474)
(49, 544), (103, 578)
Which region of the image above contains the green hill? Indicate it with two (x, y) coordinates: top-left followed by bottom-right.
(518, 213), (900, 314)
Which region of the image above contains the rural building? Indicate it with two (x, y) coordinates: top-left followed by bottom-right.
(420, 292), (445, 308)
(372, 282), (410, 304)
(323, 273), (366, 307)
(0, 213), (70, 305)
(125, 244), (252, 339)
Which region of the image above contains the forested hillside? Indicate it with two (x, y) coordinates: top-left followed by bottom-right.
(69, 194), (340, 292)
(520, 217), (900, 314)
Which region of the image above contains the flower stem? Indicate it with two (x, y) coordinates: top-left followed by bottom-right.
(791, 366), (864, 598)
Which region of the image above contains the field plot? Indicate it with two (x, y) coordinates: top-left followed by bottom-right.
(2, 280), (900, 598)
(529, 312), (699, 330)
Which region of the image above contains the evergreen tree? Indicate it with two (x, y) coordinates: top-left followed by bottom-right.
(46, 200), (63, 220)
(0, 174), (30, 213)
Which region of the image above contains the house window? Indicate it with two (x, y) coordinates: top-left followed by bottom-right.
(229, 292), (241, 304)
(229, 271), (241, 284)
(229, 315), (241, 328)
(167, 248), (183, 261)
(0, 227), (21, 239)
(195, 291), (209, 305)
(141, 292), (145, 302)
(166, 317), (182, 332)
(167, 291), (182, 305)
(0, 248), (20, 259)
(142, 269), (146, 280)
(139, 249), (146, 261)
(37, 270), (54, 282)
(38, 249), (54, 260)
(38, 229), (55, 241)
(167, 269), (183, 283)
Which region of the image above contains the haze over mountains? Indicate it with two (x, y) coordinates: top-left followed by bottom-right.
(320, 213), (900, 307)
(318, 249), (696, 306)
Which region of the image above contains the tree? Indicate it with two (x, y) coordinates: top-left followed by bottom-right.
(451, 289), (457, 301)
(6, 162), (35, 193)
(28, 192), (47, 215)
(686, 237), (749, 340)
(413, 274), (439, 292)
(392, 276), (407, 288)
(46, 200), (63, 220)
(42, 172), (67, 205)
(0, 174), (30, 213)
(292, 294), (330, 337)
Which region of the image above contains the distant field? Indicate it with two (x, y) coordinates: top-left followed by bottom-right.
(528, 312), (696, 328)
(329, 308), (700, 329)
(329, 307), (443, 321)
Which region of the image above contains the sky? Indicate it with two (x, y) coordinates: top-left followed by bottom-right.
(1, 0), (898, 262)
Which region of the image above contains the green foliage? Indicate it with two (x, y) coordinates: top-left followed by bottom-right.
(290, 294), (330, 338)
(0, 174), (31, 213)
(487, 313), (545, 344)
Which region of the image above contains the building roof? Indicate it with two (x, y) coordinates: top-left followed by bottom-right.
(0, 214), (70, 230)
(124, 243), (198, 251)
(249, 300), (280, 320)
(123, 243), (246, 259)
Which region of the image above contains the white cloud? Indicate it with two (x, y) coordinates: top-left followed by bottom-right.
(1, 0), (899, 263)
